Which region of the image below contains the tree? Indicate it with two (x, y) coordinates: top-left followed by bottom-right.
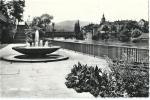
(74, 20), (80, 34)
(124, 21), (139, 31)
(140, 21), (149, 33)
(131, 29), (142, 38)
(40, 14), (53, 28)
(0, 0), (25, 24)
(82, 23), (95, 33)
(8, 0), (25, 24)
(110, 25), (118, 37)
(31, 17), (42, 27)
(101, 25), (109, 41)
(0, 0), (25, 43)
(31, 14), (53, 30)
(101, 25), (109, 33)
(131, 29), (142, 43)
(0, 0), (8, 17)
(110, 25), (116, 32)
(29, 14), (54, 40)
(74, 20), (84, 40)
(119, 29), (131, 42)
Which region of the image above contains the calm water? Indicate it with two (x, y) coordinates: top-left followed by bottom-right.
(53, 37), (149, 49)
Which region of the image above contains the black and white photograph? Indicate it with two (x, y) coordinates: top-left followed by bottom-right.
(0, 0), (149, 99)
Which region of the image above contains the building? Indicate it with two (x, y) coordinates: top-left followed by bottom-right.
(138, 19), (146, 28)
(100, 14), (106, 24)
(96, 14), (112, 34)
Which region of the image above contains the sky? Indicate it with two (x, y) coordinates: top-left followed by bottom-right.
(23, 0), (149, 23)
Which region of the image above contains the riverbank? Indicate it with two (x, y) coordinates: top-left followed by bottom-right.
(48, 38), (149, 49)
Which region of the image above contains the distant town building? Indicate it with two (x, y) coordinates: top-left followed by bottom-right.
(84, 14), (149, 41)
(96, 14), (112, 34)
(138, 19), (146, 28)
(100, 14), (106, 24)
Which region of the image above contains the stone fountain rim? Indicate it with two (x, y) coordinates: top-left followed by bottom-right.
(1, 54), (69, 63)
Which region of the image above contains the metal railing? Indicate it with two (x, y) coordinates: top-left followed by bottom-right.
(50, 40), (149, 63)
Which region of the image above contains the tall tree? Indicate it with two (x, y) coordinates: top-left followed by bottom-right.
(74, 20), (84, 40)
(74, 20), (80, 34)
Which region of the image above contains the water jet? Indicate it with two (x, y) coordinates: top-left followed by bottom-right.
(2, 29), (69, 62)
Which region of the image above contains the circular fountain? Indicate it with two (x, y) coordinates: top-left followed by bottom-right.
(2, 29), (69, 62)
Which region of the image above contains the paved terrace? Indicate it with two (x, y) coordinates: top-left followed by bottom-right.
(0, 44), (108, 98)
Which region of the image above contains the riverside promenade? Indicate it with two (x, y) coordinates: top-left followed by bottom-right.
(0, 44), (108, 98)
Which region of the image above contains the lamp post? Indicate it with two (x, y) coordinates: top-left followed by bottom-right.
(52, 22), (55, 39)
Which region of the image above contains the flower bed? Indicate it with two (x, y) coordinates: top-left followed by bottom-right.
(65, 58), (149, 97)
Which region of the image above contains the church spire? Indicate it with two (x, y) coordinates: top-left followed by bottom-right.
(100, 14), (105, 24)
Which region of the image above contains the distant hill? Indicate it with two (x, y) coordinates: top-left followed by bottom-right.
(55, 20), (90, 32)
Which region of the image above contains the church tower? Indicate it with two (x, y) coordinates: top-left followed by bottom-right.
(100, 14), (105, 24)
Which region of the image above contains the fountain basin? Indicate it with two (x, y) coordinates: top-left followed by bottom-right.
(12, 46), (60, 56)
(2, 54), (69, 62)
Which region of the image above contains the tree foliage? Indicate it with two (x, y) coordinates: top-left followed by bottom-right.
(0, 0), (8, 17)
(82, 23), (95, 33)
(40, 14), (53, 26)
(119, 29), (131, 42)
(0, 0), (25, 24)
(110, 25), (117, 32)
(83, 19), (148, 42)
(31, 17), (42, 27)
(31, 14), (53, 29)
(10, 0), (25, 23)
(131, 29), (142, 38)
(101, 25), (109, 32)
(125, 21), (139, 31)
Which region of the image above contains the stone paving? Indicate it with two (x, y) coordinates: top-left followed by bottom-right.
(0, 44), (108, 98)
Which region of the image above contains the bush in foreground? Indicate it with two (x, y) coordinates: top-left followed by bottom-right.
(65, 60), (149, 97)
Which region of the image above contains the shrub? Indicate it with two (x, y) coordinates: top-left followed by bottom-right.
(65, 58), (149, 97)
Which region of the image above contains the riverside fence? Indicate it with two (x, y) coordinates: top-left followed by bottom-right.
(50, 40), (149, 64)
